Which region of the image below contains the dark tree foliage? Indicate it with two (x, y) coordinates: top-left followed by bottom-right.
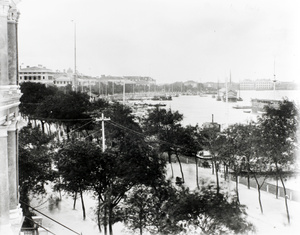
(55, 140), (102, 220)
(201, 127), (225, 193)
(143, 107), (184, 178)
(178, 125), (203, 188)
(19, 124), (54, 227)
(121, 183), (254, 235)
(257, 99), (298, 224)
(19, 82), (58, 118)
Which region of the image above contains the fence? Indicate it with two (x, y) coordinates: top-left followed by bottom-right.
(234, 175), (300, 202)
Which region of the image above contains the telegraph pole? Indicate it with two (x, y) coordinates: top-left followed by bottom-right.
(95, 113), (110, 152)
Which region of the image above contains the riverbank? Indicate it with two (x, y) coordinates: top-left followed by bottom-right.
(29, 162), (300, 235)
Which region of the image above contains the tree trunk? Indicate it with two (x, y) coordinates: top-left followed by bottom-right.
(97, 202), (102, 233)
(104, 194), (108, 235)
(168, 153), (174, 178)
(109, 204), (113, 235)
(73, 191), (77, 210)
(247, 156), (250, 189)
(235, 172), (240, 204)
(195, 157), (199, 189)
(215, 161), (219, 194)
(279, 174), (290, 224)
(175, 153), (184, 183)
(80, 190), (86, 220)
(211, 160), (214, 175)
(276, 175), (279, 199)
(254, 175), (263, 214)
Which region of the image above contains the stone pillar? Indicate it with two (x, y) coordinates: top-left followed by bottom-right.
(0, 0), (9, 85)
(7, 121), (18, 210)
(0, 127), (13, 235)
(7, 6), (19, 85)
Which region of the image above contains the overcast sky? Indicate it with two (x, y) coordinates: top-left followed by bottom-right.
(17, 0), (300, 83)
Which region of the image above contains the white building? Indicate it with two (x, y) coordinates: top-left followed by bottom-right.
(0, 1), (24, 234)
(19, 65), (55, 86)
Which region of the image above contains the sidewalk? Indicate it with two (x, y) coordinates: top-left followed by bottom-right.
(167, 162), (300, 235)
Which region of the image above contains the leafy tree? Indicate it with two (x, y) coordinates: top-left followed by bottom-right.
(55, 140), (102, 220)
(201, 127), (225, 194)
(143, 107), (184, 179)
(119, 183), (177, 235)
(258, 99), (298, 223)
(178, 125), (203, 189)
(19, 83), (58, 130)
(121, 183), (254, 235)
(83, 102), (166, 235)
(19, 124), (54, 226)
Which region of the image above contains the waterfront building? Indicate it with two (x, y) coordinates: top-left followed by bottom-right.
(239, 79), (296, 90)
(124, 76), (156, 86)
(255, 79), (274, 90)
(53, 74), (73, 87)
(240, 79), (255, 90)
(0, 0), (24, 234)
(19, 65), (55, 87)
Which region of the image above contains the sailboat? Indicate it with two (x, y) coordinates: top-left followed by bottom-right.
(222, 72), (237, 102)
(237, 82), (243, 101)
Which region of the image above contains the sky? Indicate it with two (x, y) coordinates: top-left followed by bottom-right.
(17, 0), (300, 84)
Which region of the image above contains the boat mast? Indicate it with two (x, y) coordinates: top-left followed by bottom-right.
(273, 58), (276, 91)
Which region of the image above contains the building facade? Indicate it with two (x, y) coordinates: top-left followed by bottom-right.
(0, 0), (24, 234)
(19, 65), (55, 86)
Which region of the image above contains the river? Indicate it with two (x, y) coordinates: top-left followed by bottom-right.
(161, 90), (299, 127)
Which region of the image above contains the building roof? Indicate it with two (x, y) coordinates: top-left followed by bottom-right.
(20, 65), (53, 73)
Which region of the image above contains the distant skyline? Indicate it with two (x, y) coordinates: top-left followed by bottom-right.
(17, 0), (300, 84)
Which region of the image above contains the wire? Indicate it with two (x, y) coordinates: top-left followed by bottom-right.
(107, 119), (198, 154)
(24, 216), (56, 235)
(26, 116), (93, 121)
(20, 200), (81, 235)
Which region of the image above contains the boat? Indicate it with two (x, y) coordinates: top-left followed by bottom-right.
(237, 82), (243, 101)
(233, 105), (252, 109)
(221, 88), (237, 102)
(251, 98), (280, 113)
(216, 80), (222, 101)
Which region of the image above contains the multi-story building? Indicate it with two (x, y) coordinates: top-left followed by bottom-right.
(255, 79), (274, 90)
(124, 76), (156, 85)
(240, 79), (255, 90)
(19, 65), (55, 86)
(0, 0), (24, 234)
(240, 79), (275, 90)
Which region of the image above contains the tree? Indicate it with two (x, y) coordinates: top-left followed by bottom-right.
(84, 102), (166, 235)
(55, 140), (102, 220)
(121, 183), (254, 235)
(201, 127), (224, 194)
(19, 124), (54, 226)
(143, 107), (184, 179)
(258, 99), (298, 224)
(19, 83), (58, 130)
(178, 125), (203, 189)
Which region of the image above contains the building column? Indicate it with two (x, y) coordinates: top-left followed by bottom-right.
(7, 5), (19, 85)
(8, 120), (22, 228)
(8, 121), (17, 209)
(0, 0), (9, 85)
(0, 127), (14, 235)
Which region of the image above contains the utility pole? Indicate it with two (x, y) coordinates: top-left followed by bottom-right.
(123, 80), (126, 104)
(95, 113), (110, 152)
